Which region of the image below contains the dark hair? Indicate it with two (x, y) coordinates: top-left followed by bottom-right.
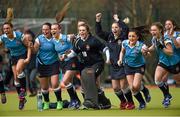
(3, 22), (13, 28)
(24, 29), (35, 39)
(42, 22), (51, 29)
(112, 21), (121, 28)
(165, 19), (177, 27)
(129, 28), (143, 42)
(52, 23), (61, 29)
(165, 19), (180, 31)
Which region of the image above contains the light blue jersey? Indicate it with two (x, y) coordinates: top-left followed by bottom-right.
(152, 36), (180, 66)
(52, 34), (72, 61)
(36, 34), (58, 65)
(122, 40), (145, 67)
(164, 31), (180, 59)
(0, 31), (26, 56)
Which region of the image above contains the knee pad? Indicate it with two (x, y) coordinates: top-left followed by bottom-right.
(17, 72), (25, 79)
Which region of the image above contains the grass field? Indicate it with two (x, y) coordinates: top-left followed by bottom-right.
(0, 86), (180, 116)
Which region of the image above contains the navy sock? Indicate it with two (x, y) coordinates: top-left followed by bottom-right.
(115, 90), (126, 102)
(54, 88), (62, 101)
(134, 92), (145, 104)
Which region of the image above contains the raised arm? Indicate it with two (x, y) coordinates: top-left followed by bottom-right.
(95, 13), (110, 41)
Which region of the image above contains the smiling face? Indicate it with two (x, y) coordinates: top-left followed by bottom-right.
(128, 31), (138, 46)
(111, 22), (121, 37)
(150, 25), (161, 39)
(51, 24), (61, 37)
(165, 20), (174, 31)
(42, 24), (51, 38)
(3, 24), (13, 36)
(78, 25), (89, 39)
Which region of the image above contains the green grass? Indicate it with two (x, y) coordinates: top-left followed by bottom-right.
(0, 87), (180, 116)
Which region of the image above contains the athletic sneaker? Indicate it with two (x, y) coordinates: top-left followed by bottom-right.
(162, 94), (172, 108)
(19, 98), (27, 110)
(98, 98), (111, 109)
(126, 102), (135, 110)
(120, 101), (127, 110)
(56, 101), (63, 110)
(1, 93), (7, 104)
(68, 100), (81, 109)
(138, 103), (146, 110)
(81, 100), (99, 110)
(43, 101), (49, 110)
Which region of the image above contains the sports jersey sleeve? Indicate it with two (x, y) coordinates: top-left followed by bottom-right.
(21, 34), (25, 41)
(177, 32), (180, 40)
(35, 38), (40, 44)
(66, 35), (71, 42)
(164, 37), (172, 46)
(95, 22), (111, 41)
(122, 40), (126, 48)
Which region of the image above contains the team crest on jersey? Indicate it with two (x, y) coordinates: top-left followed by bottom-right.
(117, 40), (122, 45)
(86, 45), (90, 50)
(60, 40), (64, 45)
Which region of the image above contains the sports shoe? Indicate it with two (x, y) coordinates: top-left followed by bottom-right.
(138, 103), (146, 110)
(19, 98), (27, 110)
(81, 100), (99, 110)
(99, 98), (111, 109)
(120, 101), (127, 110)
(68, 100), (81, 109)
(126, 102), (135, 110)
(43, 101), (49, 110)
(1, 93), (7, 104)
(143, 89), (151, 103)
(162, 95), (172, 108)
(56, 101), (63, 110)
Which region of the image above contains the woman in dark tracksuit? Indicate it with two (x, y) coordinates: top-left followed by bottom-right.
(95, 13), (134, 110)
(66, 24), (110, 109)
(95, 13), (151, 110)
